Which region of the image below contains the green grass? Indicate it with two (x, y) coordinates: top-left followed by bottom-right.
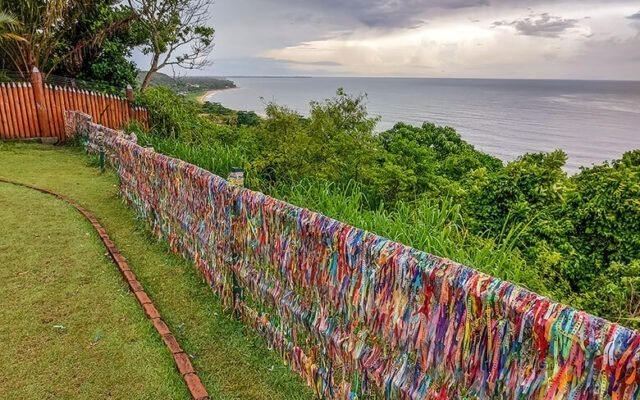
(0, 142), (312, 400)
(270, 180), (547, 295)
(133, 128), (547, 297)
(0, 184), (189, 399)
(184, 89), (207, 103)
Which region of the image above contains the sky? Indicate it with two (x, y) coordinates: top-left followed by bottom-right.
(169, 0), (640, 80)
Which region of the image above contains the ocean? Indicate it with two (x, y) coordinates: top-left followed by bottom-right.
(208, 77), (640, 173)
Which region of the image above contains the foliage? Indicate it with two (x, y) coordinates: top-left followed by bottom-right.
(573, 260), (640, 326)
(135, 85), (202, 139)
(568, 151), (640, 269)
(202, 101), (233, 115)
(50, 1), (141, 91)
(77, 39), (139, 92)
(0, 0), (137, 80)
(136, 71), (235, 94)
(199, 102), (260, 127)
(129, 0), (215, 91)
(249, 90), (383, 195)
(466, 150), (568, 236)
(378, 122), (502, 202)
(236, 110), (261, 127)
(0, 10), (23, 41)
(128, 85), (640, 329)
(1, 0), (218, 92)
(560, 151), (640, 298)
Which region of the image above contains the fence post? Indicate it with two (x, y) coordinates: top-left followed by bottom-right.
(125, 84), (134, 122)
(31, 67), (51, 138)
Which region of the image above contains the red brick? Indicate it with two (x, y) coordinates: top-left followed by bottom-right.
(112, 253), (127, 264)
(128, 280), (144, 292)
(184, 373), (209, 400)
(143, 303), (161, 319)
(134, 290), (152, 305)
(162, 333), (183, 354)
(152, 318), (171, 336)
(117, 262), (131, 272)
(0, 181), (215, 400)
(122, 270), (136, 281)
(173, 352), (195, 376)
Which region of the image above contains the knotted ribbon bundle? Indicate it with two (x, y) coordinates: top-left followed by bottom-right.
(69, 111), (640, 399)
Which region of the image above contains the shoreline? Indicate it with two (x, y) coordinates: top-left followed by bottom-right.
(198, 86), (238, 103)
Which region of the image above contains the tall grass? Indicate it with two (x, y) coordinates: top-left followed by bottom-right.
(128, 136), (548, 296)
(137, 132), (249, 179)
(272, 179), (546, 295)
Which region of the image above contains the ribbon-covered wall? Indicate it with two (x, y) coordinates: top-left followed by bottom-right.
(68, 111), (640, 399)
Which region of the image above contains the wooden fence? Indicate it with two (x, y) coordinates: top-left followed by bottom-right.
(0, 68), (148, 143)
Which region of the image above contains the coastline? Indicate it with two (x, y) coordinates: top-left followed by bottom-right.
(198, 86), (237, 103)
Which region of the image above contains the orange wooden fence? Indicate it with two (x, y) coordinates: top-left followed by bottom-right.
(0, 68), (148, 142)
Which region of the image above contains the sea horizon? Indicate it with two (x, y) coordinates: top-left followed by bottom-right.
(208, 76), (640, 173)
(201, 75), (640, 83)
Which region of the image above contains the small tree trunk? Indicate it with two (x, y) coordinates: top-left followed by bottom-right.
(140, 69), (155, 92)
(140, 55), (160, 92)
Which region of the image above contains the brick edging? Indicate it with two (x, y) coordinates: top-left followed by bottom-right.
(0, 178), (210, 400)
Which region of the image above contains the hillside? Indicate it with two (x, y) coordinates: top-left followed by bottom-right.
(137, 72), (236, 95)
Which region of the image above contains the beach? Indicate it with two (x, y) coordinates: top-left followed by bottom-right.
(198, 86), (237, 103)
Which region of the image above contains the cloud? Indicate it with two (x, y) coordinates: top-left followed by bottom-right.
(266, 0), (490, 28)
(493, 13), (580, 38)
(294, 61), (343, 66)
(199, 0), (640, 80)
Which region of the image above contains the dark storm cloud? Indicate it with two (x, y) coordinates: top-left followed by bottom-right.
(342, 0), (490, 27)
(264, 0), (633, 29)
(493, 13), (580, 37)
(268, 0), (490, 28)
(202, 0), (640, 79)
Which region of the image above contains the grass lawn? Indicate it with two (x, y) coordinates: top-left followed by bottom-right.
(0, 142), (312, 400)
(0, 184), (190, 399)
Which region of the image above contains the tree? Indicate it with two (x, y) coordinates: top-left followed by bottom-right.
(467, 150), (568, 236)
(50, 2), (142, 91)
(377, 122), (502, 202)
(563, 150), (640, 291)
(0, 11), (23, 41)
(0, 0), (137, 81)
(128, 0), (215, 92)
(307, 89), (380, 184)
(253, 102), (310, 183)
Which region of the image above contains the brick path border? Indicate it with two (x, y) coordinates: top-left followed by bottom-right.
(0, 178), (210, 400)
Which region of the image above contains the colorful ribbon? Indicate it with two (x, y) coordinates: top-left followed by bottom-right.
(69, 111), (640, 399)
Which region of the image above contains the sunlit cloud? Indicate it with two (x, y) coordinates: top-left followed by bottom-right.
(200, 0), (640, 79)
(263, 9), (596, 77)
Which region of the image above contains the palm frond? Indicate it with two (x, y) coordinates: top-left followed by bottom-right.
(0, 10), (25, 41)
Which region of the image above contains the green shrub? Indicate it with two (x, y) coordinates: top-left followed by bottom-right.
(126, 84), (640, 328)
